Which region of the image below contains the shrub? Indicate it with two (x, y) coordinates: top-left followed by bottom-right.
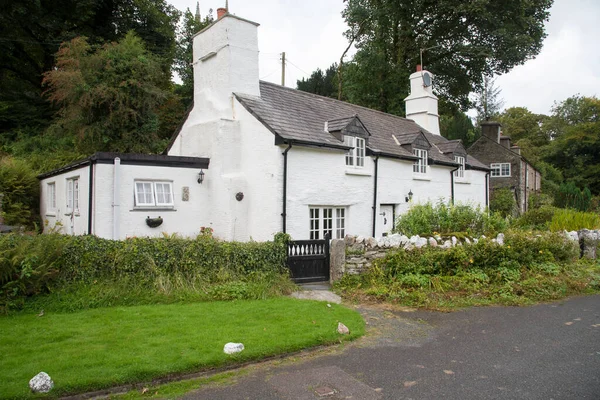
(393, 201), (507, 237)
(513, 206), (556, 230)
(0, 156), (40, 228)
(555, 182), (593, 211)
(490, 188), (517, 217)
(0, 232), (291, 313)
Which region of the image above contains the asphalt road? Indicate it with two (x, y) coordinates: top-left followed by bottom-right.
(183, 295), (600, 400)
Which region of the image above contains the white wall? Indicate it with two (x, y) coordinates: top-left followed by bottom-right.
(40, 165), (91, 235)
(92, 163), (209, 240)
(454, 170), (488, 209)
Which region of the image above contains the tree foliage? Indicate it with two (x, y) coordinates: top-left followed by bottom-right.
(474, 76), (504, 124)
(43, 33), (170, 153)
(341, 0), (552, 114)
(297, 64), (339, 99)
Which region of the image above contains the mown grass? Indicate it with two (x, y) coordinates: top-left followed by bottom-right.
(0, 298), (364, 399)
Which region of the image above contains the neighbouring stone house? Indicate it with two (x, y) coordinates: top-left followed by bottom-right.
(468, 121), (541, 214)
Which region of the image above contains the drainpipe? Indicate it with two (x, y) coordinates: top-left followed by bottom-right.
(112, 157), (121, 240)
(450, 166), (460, 204)
(87, 161), (94, 235)
(485, 172), (490, 209)
(281, 143), (292, 233)
(524, 163), (529, 212)
(372, 155), (379, 237)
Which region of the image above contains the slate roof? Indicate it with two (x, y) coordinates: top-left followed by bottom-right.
(232, 81), (489, 170)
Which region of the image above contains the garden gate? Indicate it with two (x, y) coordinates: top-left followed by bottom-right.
(286, 235), (330, 283)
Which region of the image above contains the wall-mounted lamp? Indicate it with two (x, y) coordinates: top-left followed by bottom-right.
(197, 169), (205, 184)
(405, 189), (413, 203)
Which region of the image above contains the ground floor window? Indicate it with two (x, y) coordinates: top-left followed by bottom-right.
(134, 180), (174, 207)
(309, 207), (346, 239)
(491, 163), (511, 177)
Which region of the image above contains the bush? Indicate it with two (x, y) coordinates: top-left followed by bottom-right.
(0, 156), (40, 228)
(490, 188), (517, 217)
(393, 201), (507, 237)
(555, 182), (593, 211)
(513, 206), (556, 230)
(0, 232), (291, 313)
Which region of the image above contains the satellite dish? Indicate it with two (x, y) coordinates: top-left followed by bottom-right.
(422, 72), (432, 87)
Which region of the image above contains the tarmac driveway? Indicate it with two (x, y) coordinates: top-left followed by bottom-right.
(183, 295), (600, 399)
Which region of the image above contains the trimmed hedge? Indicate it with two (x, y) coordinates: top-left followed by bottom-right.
(0, 233), (290, 312)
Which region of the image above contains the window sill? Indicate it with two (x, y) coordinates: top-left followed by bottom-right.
(131, 207), (177, 212)
(455, 179), (471, 185)
(64, 212), (80, 217)
(345, 168), (371, 176)
(46, 212), (57, 217)
(412, 174), (431, 181)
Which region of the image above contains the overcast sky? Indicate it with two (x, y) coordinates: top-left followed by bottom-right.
(170, 0), (600, 116)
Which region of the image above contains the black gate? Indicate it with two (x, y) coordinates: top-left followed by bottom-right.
(286, 235), (330, 283)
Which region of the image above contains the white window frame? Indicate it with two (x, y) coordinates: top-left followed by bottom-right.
(47, 182), (56, 211)
(454, 156), (465, 178)
(309, 206), (346, 239)
(413, 148), (428, 174)
(344, 136), (365, 168)
(490, 163), (511, 177)
(134, 180), (175, 208)
(66, 177), (79, 212)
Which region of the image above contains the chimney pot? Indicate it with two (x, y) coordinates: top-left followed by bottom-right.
(416, 64), (422, 72)
(217, 7), (227, 19)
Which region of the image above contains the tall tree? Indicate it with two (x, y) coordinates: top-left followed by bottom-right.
(174, 4), (214, 106)
(543, 96), (600, 194)
(0, 0), (180, 134)
(341, 0), (552, 115)
(473, 76), (504, 123)
(43, 33), (170, 154)
(297, 64), (339, 99)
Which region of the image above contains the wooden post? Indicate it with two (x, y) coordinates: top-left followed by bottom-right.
(281, 52), (286, 86)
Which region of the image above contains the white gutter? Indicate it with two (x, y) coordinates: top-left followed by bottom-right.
(112, 157), (121, 240)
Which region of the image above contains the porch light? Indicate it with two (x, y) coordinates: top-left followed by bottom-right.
(406, 189), (413, 203)
(197, 169), (205, 184)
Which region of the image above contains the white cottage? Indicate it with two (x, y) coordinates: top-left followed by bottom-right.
(39, 11), (490, 241)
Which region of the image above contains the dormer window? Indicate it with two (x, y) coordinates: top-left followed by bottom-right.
(454, 156), (465, 178)
(413, 148), (428, 174)
(344, 136), (365, 167)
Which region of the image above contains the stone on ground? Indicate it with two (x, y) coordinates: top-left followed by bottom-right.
(224, 342), (245, 354)
(29, 372), (54, 393)
(337, 322), (350, 335)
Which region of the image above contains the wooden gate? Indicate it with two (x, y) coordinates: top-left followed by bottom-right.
(286, 235), (330, 283)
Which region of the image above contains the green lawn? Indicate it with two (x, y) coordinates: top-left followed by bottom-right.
(0, 298), (364, 399)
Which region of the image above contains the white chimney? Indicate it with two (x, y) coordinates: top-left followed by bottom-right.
(191, 14), (260, 115)
(404, 65), (440, 135)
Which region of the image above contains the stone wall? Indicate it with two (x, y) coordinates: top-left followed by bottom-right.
(330, 230), (600, 281)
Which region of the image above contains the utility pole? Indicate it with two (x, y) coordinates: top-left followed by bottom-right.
(281, 52), (286, 86)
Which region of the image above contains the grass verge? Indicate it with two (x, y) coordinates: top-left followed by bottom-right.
(0, 298), (364, 399)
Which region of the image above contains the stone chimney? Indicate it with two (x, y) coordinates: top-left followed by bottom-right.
(480, 121), (501, 143)
(500, 135), (511, 149)
(191, 13), (260, 117)
(511, 145), (521, 155)
(404, 65), (440, 135)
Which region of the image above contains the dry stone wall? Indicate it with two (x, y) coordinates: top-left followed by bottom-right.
(330, 230), (600, 280)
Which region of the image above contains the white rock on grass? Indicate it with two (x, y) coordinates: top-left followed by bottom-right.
(473, 238), (479, 244)
(29, 372), (54, 393)
(223, 342), (244, 354)
(356, 236), (365, 244)
(464, 237), (471, 245)
(441, 240), (452, 249)
(337, 322), (350, 335)
(451, 236), (458, 246)
(399, 235), (409, 245)
(388, 234), (403, 247)
(428, 237), (437, 247)
(409, 235), (419, 244)
(496, 233), (505, 246)
(564, 230), (579, 242)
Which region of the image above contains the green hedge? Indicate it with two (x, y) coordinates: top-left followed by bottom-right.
(0, 233), (290, 312)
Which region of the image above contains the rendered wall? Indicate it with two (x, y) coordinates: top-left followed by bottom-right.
(40, 166), (90, 235)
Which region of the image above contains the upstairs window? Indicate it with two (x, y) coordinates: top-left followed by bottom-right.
(344, 136), (365, 167)
(413, 149), (428, 174)
(134, 181), (174, 207)
(454, 156), (465, 178)
(491, 163), (511, 177)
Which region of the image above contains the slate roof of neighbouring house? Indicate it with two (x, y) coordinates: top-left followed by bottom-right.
(234, 81), (489, 171)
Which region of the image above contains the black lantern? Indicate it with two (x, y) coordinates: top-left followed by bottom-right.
(405, 189), (413, 203)
(197, 169), (205, 184)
